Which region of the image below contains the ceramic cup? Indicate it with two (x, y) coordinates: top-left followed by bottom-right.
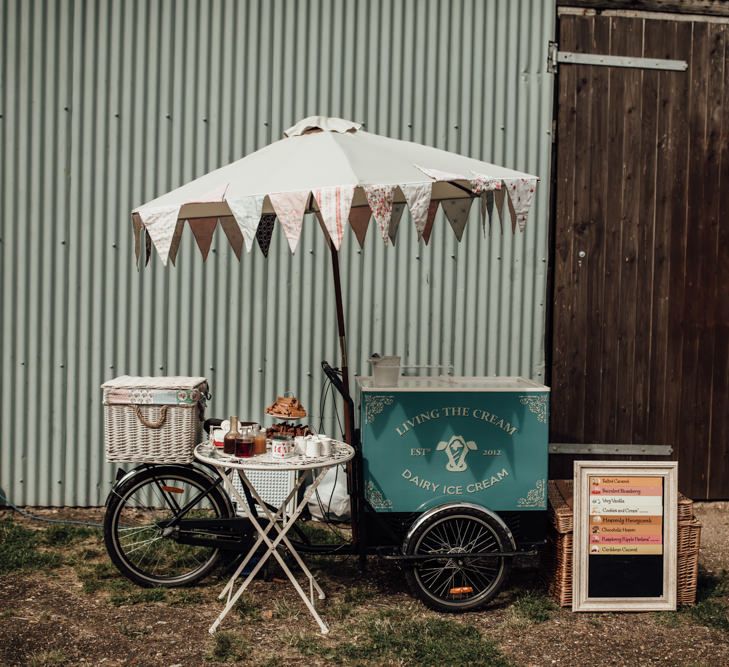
(305, 437), (322, 457)
(294, 436), (307, 455)
(319, 436), (332, 456)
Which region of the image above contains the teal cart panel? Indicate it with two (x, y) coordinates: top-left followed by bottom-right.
(358, 377), (549, 513)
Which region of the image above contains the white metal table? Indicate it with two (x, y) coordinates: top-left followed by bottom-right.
(194, 441), (355, 635)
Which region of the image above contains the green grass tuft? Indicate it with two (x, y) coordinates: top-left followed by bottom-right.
(109, 587), (167, 606)
(689, 599), (729, 632)
(296, 610), (511, 666)
(0, 518), (62, 574)
(510, 590), (557, 624)
(207, 631), (250, 663)
(43, 523), (99, 546)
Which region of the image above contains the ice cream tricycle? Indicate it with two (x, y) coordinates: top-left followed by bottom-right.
(104, 117), (545, 632)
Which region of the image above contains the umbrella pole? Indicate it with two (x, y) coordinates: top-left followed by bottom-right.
(328, 240), (366, 567)
(327, 240), (353, 445)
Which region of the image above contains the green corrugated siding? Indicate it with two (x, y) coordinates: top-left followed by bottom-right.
(0, 0), (555, 506)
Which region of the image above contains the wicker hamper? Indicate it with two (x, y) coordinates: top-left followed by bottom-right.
(545, 480), (701, 607)
(102, 376), (209, 464)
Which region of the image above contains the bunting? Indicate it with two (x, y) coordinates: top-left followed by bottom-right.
(348, 206), (371, 248)
(137, 204), (181, 266)
(189, 218), (218, 261)
(313, 186), (355, 250)
(227, 194), (266, 252)
(363, 185), (396, 243)
(401, 182), (433, 239)
(269, 190), (310, 252)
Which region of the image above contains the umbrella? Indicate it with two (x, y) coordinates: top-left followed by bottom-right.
(132, 116), (539, 444)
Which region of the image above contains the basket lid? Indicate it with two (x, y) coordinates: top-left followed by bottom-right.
(101, 375), (208, 390)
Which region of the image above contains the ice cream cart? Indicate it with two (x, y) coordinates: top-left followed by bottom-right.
(356, 375), (549, 610)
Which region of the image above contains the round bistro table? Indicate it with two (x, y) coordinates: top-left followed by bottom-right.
(194, 441), (355, 635)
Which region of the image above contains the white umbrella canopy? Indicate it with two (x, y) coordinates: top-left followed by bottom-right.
(132, 116), (538, 266)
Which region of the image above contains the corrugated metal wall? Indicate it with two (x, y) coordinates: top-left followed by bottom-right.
(1, 0), (555, 506)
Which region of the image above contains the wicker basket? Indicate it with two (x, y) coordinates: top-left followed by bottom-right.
(102, 376), (209, 464)
(545, 480), (701, 607)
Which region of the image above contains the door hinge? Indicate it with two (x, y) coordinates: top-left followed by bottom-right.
(548, 40), (687, 73)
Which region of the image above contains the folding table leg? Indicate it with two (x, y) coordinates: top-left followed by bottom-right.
(208, 467), (333, 635)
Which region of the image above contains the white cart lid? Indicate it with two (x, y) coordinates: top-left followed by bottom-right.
(356, 375), (549, 392)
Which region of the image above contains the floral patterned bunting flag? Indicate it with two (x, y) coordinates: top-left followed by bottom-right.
(363, 185), (396, 243)
(401, 182), (433, 239)
(313, 186), (355, 250)
(503, 178), (537, 231)
(348, 206), (371, 248)
(226, 194), (266, 252)
(269, 190), (310, 253)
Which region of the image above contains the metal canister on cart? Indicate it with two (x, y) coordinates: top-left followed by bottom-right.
(271, 435), (293, 459)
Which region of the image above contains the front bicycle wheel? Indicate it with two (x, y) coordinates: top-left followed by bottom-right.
(403, 505), (512, 612)
(104, 465), (234, 587)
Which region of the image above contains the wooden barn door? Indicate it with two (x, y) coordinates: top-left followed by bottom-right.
(550, 9), (729, 499)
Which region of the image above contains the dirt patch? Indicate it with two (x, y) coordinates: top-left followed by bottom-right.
(1, 507), (728, 666)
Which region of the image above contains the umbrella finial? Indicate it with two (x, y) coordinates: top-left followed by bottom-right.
(284, 116), (362, 138)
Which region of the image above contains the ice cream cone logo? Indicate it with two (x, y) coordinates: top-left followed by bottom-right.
(436, 435), (478, 472)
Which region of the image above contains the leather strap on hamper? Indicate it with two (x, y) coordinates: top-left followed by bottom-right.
(133, 405), (168, 429)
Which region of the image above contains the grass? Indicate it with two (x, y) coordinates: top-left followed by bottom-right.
(509, 590), (557, 624)
(329, 584), (377, 620)
(683, 568), (729, 632)
(0, 518), (62, 574)
(43, 523), (99, 546)
(294, 609), (512, 666)
(207, 631), (251, 663)
(26, 649), (68, 666)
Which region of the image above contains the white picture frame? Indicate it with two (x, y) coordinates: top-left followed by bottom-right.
(573, 461), (678, 612)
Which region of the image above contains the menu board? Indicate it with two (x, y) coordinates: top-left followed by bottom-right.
(588, 476), (663, 555)
(573, 463), (677, 612)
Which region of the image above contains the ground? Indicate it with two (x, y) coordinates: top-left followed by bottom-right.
(1, 504), (728, 667)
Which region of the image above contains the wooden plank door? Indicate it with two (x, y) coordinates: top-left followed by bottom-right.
(550, 10), (729, 499)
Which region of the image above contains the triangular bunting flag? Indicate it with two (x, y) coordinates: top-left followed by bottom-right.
(401, 182), (433, 239)
(226, 194), (265, 252)
(132, 214), (143, 268)
(256, 214), (276, 257)
(494, 187), (507, 231)
(504, 178), (537, 231)
(269, 191), (309, 253)
(137, 204), (182, 266)
(388, 202), (406, 245)
(363, 185), (395, 243)
(441, 198), (473, 242)
(168, 220), (185, 265)
(189, 218), (218, 261)
(422, 200), (440, 245)
(220, 217), (244, 260)
(348, 206), (371, 248)
(145, 231), (152, 266)
(313, 186), (355, 250)
(480, 191), (495, 236)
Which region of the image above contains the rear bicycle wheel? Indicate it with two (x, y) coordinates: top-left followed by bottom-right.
(104, 465), (234, 587)
(403, 505), (512, 612)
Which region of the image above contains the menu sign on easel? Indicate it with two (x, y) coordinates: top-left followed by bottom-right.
(573, 462), (677, 612)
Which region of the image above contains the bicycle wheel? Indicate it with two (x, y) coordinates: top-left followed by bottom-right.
(104, 465), (234, 587)
(403, 505), (512, 612)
